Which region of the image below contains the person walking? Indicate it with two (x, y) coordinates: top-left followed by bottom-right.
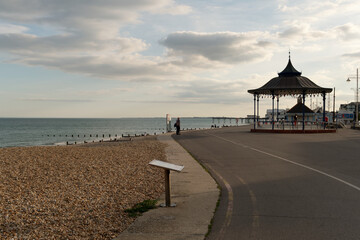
(174, 117), (181, 135)
(294, 114), (298, 127)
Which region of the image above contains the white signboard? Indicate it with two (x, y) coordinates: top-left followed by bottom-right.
(149, 159), (184, 172)
(166, 114), (172, 132)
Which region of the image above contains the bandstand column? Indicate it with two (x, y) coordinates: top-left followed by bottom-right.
(277, 95), (279, 122)
(257, 95), (260, 125)
(272, 93), (275, 130)
(323, 92), (326, 129)
(302, 91), (306, 131)
(253, 94), (256, 129)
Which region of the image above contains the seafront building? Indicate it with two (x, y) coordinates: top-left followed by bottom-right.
(339, 102), (360, 124)
(265, 108), (287, 121)
(337, 110), (354, 125)
(340, 102), (360, 113)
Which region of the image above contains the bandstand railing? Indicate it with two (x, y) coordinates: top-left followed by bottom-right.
(254, 120), (332, 130)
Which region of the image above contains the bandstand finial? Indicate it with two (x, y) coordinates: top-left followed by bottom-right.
(289, 49), (291, 60)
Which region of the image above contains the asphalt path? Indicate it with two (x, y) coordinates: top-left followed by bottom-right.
(173, 126), (360, 240)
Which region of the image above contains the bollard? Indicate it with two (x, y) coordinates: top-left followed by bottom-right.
(66, 141), (68, 145)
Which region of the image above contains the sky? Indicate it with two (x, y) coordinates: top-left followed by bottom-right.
(1, 0), (360, 118)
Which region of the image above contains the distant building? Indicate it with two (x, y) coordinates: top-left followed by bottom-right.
(339, 102), (359, 124)
(339, 102), (360, 113)
(265, 109), (287, 120)
(337, 110), (354, 124)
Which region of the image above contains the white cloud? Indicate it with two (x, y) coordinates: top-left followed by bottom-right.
(275, 21), (360, 50)
(342, 52), (360, 58)
(19, 98), (93, 103)
(278, 23), (327, 40)
(275, 0), (360, 45)
(333, 23), (360, 41)
(170, 78), (249, 104)
(0, 1), (192, 38)
(277, 0), (354, 22)
(160, 31), (274, 66)
(0, 0), (193, 81)
(150, 2), (192, 15)
(0, 33), (148, 56)
(0, 23), (27, 34)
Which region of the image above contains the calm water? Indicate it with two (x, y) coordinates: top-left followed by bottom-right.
(0, 117), (243, 148)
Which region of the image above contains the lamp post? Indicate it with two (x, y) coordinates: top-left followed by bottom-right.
(346, 68), (359, 127)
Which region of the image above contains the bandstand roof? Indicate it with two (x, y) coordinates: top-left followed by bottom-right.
(248, 58), (333, 96)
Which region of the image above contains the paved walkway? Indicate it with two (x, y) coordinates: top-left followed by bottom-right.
(175, 126), (360, 239)
(115, 134), (219, 240)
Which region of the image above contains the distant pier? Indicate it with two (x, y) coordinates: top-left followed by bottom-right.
(212, 117), (256, 125)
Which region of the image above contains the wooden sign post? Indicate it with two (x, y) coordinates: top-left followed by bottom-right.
(149, 159), (184, 207)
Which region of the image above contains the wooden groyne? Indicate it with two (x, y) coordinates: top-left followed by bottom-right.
(43, 127), (212, 146)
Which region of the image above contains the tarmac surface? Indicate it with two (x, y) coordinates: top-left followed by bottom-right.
(115, 133), (219, 240)
(175, 126), (360, 240)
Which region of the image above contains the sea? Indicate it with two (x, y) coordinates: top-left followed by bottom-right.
(0, 117), (245, 148)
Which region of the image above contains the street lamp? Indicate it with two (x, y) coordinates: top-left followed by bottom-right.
(346, 68), (359, 127)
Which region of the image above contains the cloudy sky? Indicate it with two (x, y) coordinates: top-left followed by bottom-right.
(1, 0), (359, 118)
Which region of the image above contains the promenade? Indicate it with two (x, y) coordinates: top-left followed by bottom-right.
(175, 126), (360, 239)
(115, 134), (219, 240)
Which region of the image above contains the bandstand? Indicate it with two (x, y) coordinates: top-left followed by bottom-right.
(247, 56), (334, 133)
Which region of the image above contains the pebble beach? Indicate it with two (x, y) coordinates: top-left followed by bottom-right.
(0, 137), (166, 239)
